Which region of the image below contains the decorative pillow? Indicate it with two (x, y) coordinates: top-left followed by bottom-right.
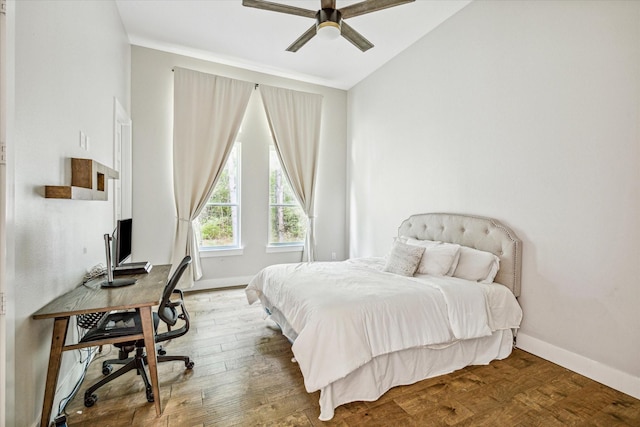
(452, 246), (500, 283)
(405, 238), (461, 276)
(383, 241), (425, 276)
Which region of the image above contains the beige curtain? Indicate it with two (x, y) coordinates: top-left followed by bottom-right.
(259, 85), (323, 262)
(171, 67), (253, 284)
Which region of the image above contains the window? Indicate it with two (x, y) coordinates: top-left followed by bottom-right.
(269, 145), (308, 245)
(196, 144), (241, 249)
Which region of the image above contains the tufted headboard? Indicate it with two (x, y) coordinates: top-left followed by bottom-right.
(397, 213), (522, 296)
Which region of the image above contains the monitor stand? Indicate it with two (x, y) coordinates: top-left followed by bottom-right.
(98, 233), (136, 288)
(98, 277), (137, 288)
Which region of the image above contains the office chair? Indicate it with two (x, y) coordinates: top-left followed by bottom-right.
(79, 256), (194, 406)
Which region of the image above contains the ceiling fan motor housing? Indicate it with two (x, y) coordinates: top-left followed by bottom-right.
(316, 8), (341, 32)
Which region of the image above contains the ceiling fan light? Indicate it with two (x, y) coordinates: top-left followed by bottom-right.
(317, 21), (341, 40)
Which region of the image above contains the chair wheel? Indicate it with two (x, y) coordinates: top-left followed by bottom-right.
(185, 359), (194, 369)
(84, 394), (98, 407)
(102, 365), (113, 375)
(158, 348), (167, 356)
(146, 391), (154, 402)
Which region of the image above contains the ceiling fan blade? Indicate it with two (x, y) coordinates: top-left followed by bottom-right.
(286, 24), (317, 52)
(242, 0), (316, 19)
(340, 0), (415, 19)
(340, 21), (373, 52)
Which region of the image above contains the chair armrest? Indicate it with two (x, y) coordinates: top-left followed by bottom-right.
(155, 296), (191, 343)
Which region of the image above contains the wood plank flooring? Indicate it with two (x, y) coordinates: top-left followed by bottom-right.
(65, 287), (640, 426)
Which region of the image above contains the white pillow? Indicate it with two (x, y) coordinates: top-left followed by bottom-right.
(405, 238), (461, 276)
(446, 248), (461, 276)
(452, 246), (500, 283)
(383, 241), (425, 277)
(403, 237), (439, 248)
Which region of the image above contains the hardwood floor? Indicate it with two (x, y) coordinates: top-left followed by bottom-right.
(65, 287), (640, 426)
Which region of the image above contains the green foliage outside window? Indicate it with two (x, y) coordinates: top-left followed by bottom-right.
(199, 204), (237, 246)
(269, 152), (307, 244)
(197, 147), (239, 248)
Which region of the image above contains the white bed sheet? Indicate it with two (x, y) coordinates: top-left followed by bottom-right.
(245, 258), (522, 420)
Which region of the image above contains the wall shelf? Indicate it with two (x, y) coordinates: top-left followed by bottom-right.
(45, 158), (119, 200)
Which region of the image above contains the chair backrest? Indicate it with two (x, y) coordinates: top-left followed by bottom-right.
(158, 256), (192, 326)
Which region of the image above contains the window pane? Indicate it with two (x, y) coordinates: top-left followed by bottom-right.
(197, 144), (240, 248)
(198, 205), (239, 247)
(269, 152), (299, 205)
(269, 145), (307, 244)
(269, 205), (307, 244)
(209, 168), (232, 204)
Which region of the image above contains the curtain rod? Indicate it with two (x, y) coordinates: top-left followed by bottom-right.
(171, 67), (260, 90)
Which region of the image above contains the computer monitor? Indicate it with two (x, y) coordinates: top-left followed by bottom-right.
(97, 219), (136, 288)
(114, 218), (132, 267)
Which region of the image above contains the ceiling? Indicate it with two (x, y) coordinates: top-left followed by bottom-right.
(115, 0), (471, 90)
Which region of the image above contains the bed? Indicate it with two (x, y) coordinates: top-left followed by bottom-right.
(245, 213), (523, 420)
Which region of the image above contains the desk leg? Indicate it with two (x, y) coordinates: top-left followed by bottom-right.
(40, 317), (69, 427)
(140, 306), (161, 416)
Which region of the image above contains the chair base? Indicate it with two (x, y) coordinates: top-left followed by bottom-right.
(84, 347), (194, 407)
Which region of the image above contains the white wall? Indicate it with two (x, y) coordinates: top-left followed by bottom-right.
(130, 47), (347, 288)
(348, 0), (640, 398)
(7, 1), (130, 425)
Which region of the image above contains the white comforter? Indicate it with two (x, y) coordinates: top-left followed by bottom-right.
(245, 258), (522, 394)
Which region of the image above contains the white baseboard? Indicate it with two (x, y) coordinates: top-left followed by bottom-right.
(188, 275), (254, 292)
(516, 332), (640, 400)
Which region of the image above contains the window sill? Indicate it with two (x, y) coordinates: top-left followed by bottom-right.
(199, 247), (244, 258)
(265, 244), (304, 254)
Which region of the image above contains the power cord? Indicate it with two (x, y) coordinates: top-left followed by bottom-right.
(54, 346), (96, 420)
(54, 321), (115, 423)
(82, 263), (107, 284)
(53, 414), (67, 427)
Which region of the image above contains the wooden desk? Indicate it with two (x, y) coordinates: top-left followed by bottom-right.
(32, 264), (170, 427)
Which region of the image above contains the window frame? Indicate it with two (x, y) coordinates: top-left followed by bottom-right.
(197, 143), (242, 254)
(267, 145), (307, 248)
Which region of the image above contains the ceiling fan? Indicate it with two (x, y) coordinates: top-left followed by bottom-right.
(242, 0), (415, 52)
